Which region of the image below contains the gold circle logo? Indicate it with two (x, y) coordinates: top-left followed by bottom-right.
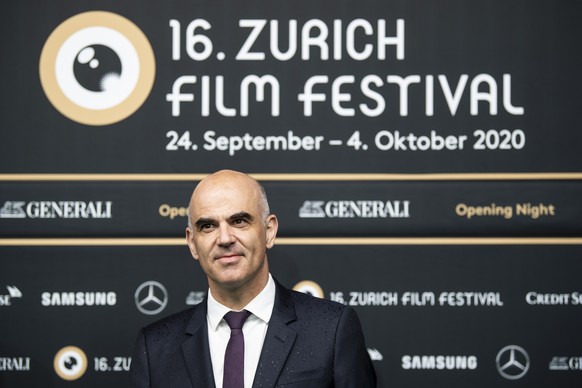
(53, 346), (88, 381)
(293, 280), (325, 298)
(39, 11), (155, 126)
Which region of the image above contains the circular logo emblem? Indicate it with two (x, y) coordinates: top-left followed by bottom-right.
(293, 280), (324, 298)
(496, 345), (530, 380)
(135, 280), (168, 315)
(53, 346), (88, 381)
(39, 11), (155, 125)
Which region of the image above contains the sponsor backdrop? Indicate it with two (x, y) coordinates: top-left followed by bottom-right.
(1, 1), (581, 387)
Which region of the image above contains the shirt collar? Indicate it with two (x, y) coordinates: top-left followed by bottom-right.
(207, 274), (276, 331)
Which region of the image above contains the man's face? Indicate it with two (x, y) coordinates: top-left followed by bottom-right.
(186, 172), (278, 294)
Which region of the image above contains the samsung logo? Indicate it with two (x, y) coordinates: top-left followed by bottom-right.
(0, 201), (112, 219)
(41, 292), (117, 306)
(299, 200), (410, 219)
(402, 355), (478, 370)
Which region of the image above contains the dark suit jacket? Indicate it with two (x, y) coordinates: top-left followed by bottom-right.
(131, 279), (376, 387)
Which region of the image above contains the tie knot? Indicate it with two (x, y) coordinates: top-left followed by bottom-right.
(224, 310), (251, 330)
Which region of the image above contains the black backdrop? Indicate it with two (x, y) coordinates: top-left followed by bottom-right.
(1, 1), (581, 387)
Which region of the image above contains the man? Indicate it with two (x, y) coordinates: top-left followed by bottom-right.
(131, 170), (376, 387)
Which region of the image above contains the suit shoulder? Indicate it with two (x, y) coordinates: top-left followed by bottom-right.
(141, 306), (198, 336)
(289, 289), (347, 316)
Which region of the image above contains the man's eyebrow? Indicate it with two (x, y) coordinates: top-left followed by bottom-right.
(193, 213), (254, 228)
(229, 212), (254, 222)
(193, 217), (215, 228)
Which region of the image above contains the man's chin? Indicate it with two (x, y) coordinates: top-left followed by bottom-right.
(214, 269), (247, 287)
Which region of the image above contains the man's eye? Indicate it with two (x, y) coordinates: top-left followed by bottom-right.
(200, 224), (214, 231)
(233, 218), (247, 226)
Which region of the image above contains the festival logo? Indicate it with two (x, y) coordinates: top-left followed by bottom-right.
(39, 11), (155, 125)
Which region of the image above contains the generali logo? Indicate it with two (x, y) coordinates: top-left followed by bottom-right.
(0, 200), (112, 219)
(299, 200), (410, 219)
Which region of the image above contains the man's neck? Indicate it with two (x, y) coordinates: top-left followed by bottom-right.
(209, 270), (270, 310)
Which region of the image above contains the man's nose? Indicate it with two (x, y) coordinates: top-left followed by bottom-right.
(217, 224), (235, 246)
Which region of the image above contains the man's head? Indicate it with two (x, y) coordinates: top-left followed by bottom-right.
(186, 170), (278, 303)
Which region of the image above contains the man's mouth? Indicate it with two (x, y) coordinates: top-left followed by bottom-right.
(215, 253), (243, 262)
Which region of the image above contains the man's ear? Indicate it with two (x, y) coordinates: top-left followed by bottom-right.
(265, 214), (278, 249)
(185, 227), (199, 260)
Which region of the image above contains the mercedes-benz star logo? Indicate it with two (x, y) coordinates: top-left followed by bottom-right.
(135, 281), (168, 315)
(496, 345), (530, 380)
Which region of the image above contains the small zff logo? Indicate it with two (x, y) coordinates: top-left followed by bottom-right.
(54, 346), (88, 381)
(39, 11), (155, 125)
(293, 280), (324, 298)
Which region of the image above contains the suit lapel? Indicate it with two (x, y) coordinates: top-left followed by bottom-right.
(181, 301), (216, 388)
(252, 281), (297, 388)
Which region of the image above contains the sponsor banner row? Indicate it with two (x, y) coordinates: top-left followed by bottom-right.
(4, 283), (582, 311)
(2, 346), (582, 382)
(1, 180), (581, 237)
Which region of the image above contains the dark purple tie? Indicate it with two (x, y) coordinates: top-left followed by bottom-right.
(223, 310), (251, 388)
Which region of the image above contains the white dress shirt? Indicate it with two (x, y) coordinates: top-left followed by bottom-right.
(207, 274), (276, 388)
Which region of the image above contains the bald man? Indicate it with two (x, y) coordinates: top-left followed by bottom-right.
(131, 170), (376, 388)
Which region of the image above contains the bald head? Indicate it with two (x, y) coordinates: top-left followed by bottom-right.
(185, 170), (278, 306)
(188, 170), (270, 228)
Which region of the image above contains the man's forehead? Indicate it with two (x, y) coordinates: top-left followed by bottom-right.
(192, 176), (260, 203)
(188, 170), (263, 218)
(194, 174), (258, 198)
(193, 210), (253, 222)
(196, 170), (257, 190)
(191, 192), (260, 218)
